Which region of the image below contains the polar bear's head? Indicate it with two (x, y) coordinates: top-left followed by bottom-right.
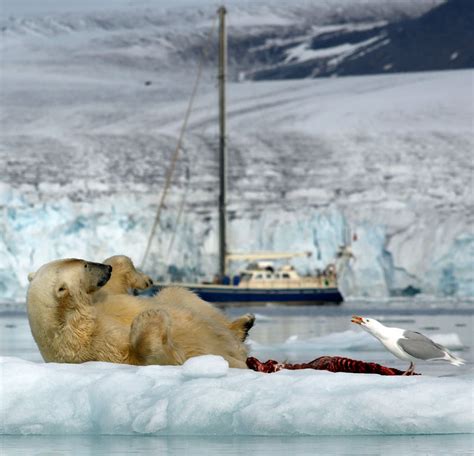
(27, 258), (112, 298)
(26, 259), (112, 359)
(101, 255), (153, 294)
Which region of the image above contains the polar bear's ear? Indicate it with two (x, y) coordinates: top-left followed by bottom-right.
(55, 283), (69, 299)
(27, 272), (35, 282)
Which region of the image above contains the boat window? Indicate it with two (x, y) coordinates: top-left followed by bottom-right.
(240, 273), (252, 281)
(275, 273), (280, 279)
(255, 274), (263, 280)
(282, 273), (290, 279)
(266, 274), (272, 279)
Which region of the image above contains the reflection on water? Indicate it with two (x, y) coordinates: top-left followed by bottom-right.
(2, 434), (474, 456)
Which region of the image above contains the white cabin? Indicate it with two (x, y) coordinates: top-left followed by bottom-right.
(237, 261), (336, 289)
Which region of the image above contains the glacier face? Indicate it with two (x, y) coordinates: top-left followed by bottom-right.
(1, 355), (472, 435)
(0, 1), (473, 303)
(1, 182), (472, 302)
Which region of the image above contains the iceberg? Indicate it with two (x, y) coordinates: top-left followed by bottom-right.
(293, 330), (463, 351)
(0, 356), (472, 436)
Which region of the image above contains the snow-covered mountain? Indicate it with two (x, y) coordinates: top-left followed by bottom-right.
(245, 0), (474, 80)
(0, 0), (472, 303)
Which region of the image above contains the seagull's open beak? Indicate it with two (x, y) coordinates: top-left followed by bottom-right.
(351, 315), (364, 325)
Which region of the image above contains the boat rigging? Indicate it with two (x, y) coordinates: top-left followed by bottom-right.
(138, 6), (345, 305)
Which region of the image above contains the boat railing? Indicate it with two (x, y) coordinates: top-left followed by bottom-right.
(238, 277), (335, 289)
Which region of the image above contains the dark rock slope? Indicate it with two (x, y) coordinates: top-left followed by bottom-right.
(245, 0), (473, 80)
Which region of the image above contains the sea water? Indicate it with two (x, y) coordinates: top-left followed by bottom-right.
(1, 298), (473, 455)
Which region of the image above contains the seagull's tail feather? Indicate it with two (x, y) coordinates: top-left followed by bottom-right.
(445, 351), (465, 366)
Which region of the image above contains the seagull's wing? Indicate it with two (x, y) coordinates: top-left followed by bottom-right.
(397, 331), (447, 360)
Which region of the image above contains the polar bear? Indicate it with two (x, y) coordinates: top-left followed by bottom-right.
(27, 258), (254, 368)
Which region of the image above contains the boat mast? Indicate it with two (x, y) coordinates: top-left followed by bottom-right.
(218, 6), (227, 278)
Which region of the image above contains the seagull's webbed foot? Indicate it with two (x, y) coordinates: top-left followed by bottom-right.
(403, 362), (415, 376)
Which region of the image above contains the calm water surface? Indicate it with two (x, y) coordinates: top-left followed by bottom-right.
(2, 434), (474, 456)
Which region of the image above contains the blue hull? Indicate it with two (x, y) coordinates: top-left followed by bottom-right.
(137, 285), (343, 305)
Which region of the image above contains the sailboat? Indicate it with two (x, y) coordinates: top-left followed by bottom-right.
(139, 7), (344, 305)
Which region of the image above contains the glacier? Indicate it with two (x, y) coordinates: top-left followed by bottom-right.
(3, 184), (471, 303)
(1, 355), (472, 436)
(0, 0), (473, 304)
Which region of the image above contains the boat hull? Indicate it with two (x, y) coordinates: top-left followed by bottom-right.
(136, 284), (343, 305)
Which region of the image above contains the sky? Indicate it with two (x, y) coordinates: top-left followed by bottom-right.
(0, 0), (295, 17)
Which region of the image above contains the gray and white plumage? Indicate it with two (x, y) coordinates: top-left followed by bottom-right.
(351, 315), (465, 374)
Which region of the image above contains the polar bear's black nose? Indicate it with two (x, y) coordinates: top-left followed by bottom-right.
(91, 262), (113, 287)
(102, 264), (112, 281)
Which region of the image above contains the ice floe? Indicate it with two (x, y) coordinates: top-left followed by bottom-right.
(1, 356), (472, 436)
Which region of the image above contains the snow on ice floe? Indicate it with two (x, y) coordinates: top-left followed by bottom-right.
(182, 355), (229, 378)
(1, 356), (472, 436)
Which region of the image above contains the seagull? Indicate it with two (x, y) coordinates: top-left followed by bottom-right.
(351, 315), (465, 375)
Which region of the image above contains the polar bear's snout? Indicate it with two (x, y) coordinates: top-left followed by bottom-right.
(85, 261), (112, 288)
(97, 264), (112, 287)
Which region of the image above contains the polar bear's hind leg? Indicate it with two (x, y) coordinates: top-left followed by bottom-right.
(129, 309), (184, 365)
(229, 313), (255, 342)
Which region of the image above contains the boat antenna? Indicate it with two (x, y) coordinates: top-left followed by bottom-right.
(218, 5), (227, 278)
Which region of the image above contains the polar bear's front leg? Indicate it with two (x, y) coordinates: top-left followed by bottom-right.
(129, 309), (185, 365)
